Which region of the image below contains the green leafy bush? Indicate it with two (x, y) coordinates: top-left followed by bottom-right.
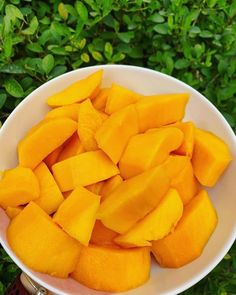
(0, 0), (235, 294)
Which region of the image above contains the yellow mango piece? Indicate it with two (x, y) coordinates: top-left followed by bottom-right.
(90, 220), (118, 247)
(52, 150), (119, 191)
(95, 105), (139, 164)
(92, 88), (110, 111)
(152, 190), (217, 268)
(115, 189), (183, 247)
(44, 144), (65, 170)
(86, 181), (104, 195)
(7, 202), (80, 278)
(100, 175), (123, 200)
(34, 162), (64, 214)
(171, 158), (200, 205)
(18, 118), (77, 169)
(136, 93), (189, 132)
(119, 127), (184, 179)
(192, 128), (232, 187)
(72, 245), (150, 292)
(5, 206), (23, 219)
(0, 166), (40, 209)
(54, 186), (100, 246)
(57, 133), (84, 162)
(161, 155), (189, 179)
(98, 165), (170, 234)
(78, 99), (107, 151)
(47, 70), (103, 107)
(45, 104), (80, 121)
(105, 83), (140, 114)
(63, 191), (72, 198)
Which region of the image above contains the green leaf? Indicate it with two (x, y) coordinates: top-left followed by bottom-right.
(22, 16), (39, 35)
(81, 53), (90, 63)
(58, 3), (68, 21)
(112, 52), (126, 62)
(175, 59), (190, 69)
(5, 4), (24, 21)
(26, 43), (43, 53)
(148, 13), (164, 23)
(75, 1), (88, 22)
(153, 23), (168, 34)
(3, 35), (12, 58)
(42, 54), (55, 75)
(104, 42), (113, 59)
(91, 51), (104, 62)
(51, 21), (71, 36)
(0, 64), (26, 74)
(4, 78), (24, 98)
(117, 32), (135, 43)
(48, 65), (67, 79)
(102, 0), (112, 16)
(0, 94), (7, 109)
(200, 30), (213, 38)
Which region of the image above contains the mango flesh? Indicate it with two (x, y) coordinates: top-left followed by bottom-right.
(136, 93), (189, 132)
(119, 127), (184, 179)
(105, 83), (140, 114)
(5, 206), (23, 219)
(115, 189), (183, 247)
(44, 144), (65, 170)
(52, 150), (119, 191)
(54, 186), (100, 246)
(57, 133), (84, 162)
(98, 165), (170, 234)
(72, 245), (150, 292)
(47, 70), (103, 107)
(45, 104), (80, 121)
(92, 88), (110, 111)
(18, 118), (77, 169)
(100, 175), (123, 200)
(86, 181), (104, 195)
(192, 128), (232, 187)
(78, 99), (107, 151)
(95, 105), (139, 164)
(7, 202), (80, 278)
(161, 155), (189, 179)
(151, 190), (218, 268)
(90, 220), (118, 247)
(0, 166), (40, 209)
(34, 162), (64, 214)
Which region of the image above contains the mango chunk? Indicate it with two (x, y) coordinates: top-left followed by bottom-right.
(5, 206), (23, 219)
(161, 155), (189, 179)
(192, 128), (232, 187)
(54, 187), (100, 246)
(78, 99), (107, 151)
(100, 175), (123, 200)
(18, 118), (77, 169)
(90, 220), (118, 247)
(86, 181), (104, 195)
(119, 127), (184, 179)
(34, 162), (64, 214)
(7, 202), (80, 278)
(136, 93), (189, 132)
(47, 70), (103, 107)
(105, 83), (140, 114)
(52, 150), (119, 191)
(0, 166), (40, 209)
(98, 165), (170, 234)
(115, 189), (183, 247)
(93, 88), (110, 111)
(45, 104), (80, 121)
(95, 105), (139, 164)
(171, 158), (199, 205)
(72, 245), (150, 292)
(151, 190), (217, 268)
(44, 144), (65, 170)
(58, 133), (84, 162)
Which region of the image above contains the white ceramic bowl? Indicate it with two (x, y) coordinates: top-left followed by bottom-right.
(0, 65), (235, 295)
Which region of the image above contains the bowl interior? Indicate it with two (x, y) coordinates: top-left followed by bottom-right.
(0, 65), (235, 295)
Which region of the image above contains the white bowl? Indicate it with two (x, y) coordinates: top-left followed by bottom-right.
(0, 65), (235, 295)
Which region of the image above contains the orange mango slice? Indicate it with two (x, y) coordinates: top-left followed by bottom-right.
(90, 220), (118, 247)
(57, 133), (84, 162)
(100, 175), (123, 200)
(45, 104), (80, 121)
(5, 206), (23, 219)
(93, 88), (110, 111)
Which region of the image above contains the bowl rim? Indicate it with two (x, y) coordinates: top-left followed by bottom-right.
(0, 64), (236, 295)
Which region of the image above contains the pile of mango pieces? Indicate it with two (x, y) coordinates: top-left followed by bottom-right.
(0, 70), (232, 292)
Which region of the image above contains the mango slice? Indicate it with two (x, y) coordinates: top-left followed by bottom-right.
(98, 165), (170, 234)
(95, 105), (139, 164)
(47, 70), (103, 107)
(161, 155), (189, 179)
(86, 181), (104, 195)
(34, 162), (64, 214)
(100, 175), (123, 200)
(105, 83), (140, 114)
(7, 202), (80, 278)
(52, 150), (119, 191)
(119, 127), (184, 179)
(93, 88), (110, 111)
(54, 186), (100, 246)
(18, 118), (77, 169)
(136, 93), (189, 132)
(192, 128), (232, 187)
(0, 166), (40, 209)
(45, 104), (80, 121)
(78, 99), (107, 151)
(115, 189), (183, 247)
(151, 190), (217, 268)
(5, 206), (23, 219)
(57, 133), (84, 162)
(90, 220), (118, 247)
(72, 245), (150, 292)
(44, 144), (65, 170)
